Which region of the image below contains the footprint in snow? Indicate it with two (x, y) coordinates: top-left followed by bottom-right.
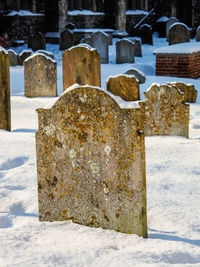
(0, 156), (28, 171)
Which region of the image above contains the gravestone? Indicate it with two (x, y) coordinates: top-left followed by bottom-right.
(156, 16), (169, 37)
(35, 50), (55, 59)
(196, 26), (200, 41)
(107, 74), (140, 101)
(19, 50), (32, 66)
(132, 39), (142, 57)
(0, 48), (11, 131)
(91, 31), (109, 64)
(166, 17), (179, 38)
(140, 24), (153, 45)
(139, 84), (189, 137)
(31, 32), (46, 52)
(65, 22), (76, 30)
(167, 82), (197, 103)
(59, 29), (74, 50)
(168, 23), (190, 45)
(24, 53), (57, 97)
(81, 36), (93, 47)
(36, 85), (147, 237)
(7, 49), (18, 66)
(62, 44), (101, 91)
(116, 39), (135, 64)
(125, 69), (146, 84)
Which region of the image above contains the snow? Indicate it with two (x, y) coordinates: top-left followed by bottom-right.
(7, 10), (44, 16)
(68, 10), (104, 16)
(156, 16), (169, 23)
(154, 42), (200, 55)
(126, 10), (148, 15)
(1, 34), (200, 266)
(68, 43), (96, 52)
(0, 45), (8, 54)
(24, 53), (56, 63)
(72, 28), (114, 33)
(169, 22), (190, 31)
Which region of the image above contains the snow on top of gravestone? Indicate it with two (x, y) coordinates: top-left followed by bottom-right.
(116, 38), (133, 44)
(24, 52), (56, 63)
(68, 10), (104, 16)
(141, 24), (152, 29)
(125, 67), (145, 77)
(59, 84), (140, 110)
(0, 46), (8, 54)
(36, 50), (54, 57)
(72, 28), (114, 33)
(169, 22), (190, 30)
(19, 50), (32, 57)
(7, 49), (18, 55)
(92, 31), (109, 37)
(154, 42), (200, 55)
(157, 16), (169, 22)
(45, 32), (60, 38)
(7, 10), (44, 16)
(68, 43), (96, 52)
(106, 73), (139, 83)
(126, 10), (148, 15)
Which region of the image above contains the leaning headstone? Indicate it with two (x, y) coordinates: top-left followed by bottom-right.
(167, 82), (198, 103)
(196, 25), (200, 42)
(62, 44), (101, 91)
(139, 84), (189, 137)
(7, 49), (19, 66)
(107, 74), (140, 101)
(31, 32), (46, 52)
(140, 24), (153, 45)
(166, 17), (179, 38)
(168, 23), (190, 45)
(116, 39), (135, 64)
(132, 39), (142, 57)
(19, 50), (32, 65)
(24, 53), (57, 97)
(36, 85), (147, 237)
(59, 29), (74, 50)
(0, 48), (11, 131)
(35, 50), (54, 59)
(125, 69), (146, 84)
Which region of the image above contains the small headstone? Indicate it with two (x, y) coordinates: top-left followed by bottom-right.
(156, 16), (169, 37)
(139, 84), (189, 137)
(196, 26), (200, 41)
(59, 29), (74, 50)
(166, 17), (179, 38)
(35, 50), (54, 59)
(7, 49), (19, 66)
(107, 74), (140, 101)
(140, 24), (153, 45)
(0, 48), (11, 131)
(62, 44), (101, 91)
(65, 22), (76, 30)
(19, 50), (32, 66)
(36, 85), (147, 237)
(168, 23), (190, 45)
(125, 69), (146, 84)
(24, 53), (57, 97)
(116, 39), (135, 64)
(167, 82), (198, 103)
(31, 32), (46, 52)
(132, 39), (142, 57)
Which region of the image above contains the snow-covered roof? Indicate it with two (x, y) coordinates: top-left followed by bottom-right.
(7, 10), (44, 16)
(154, 42), (200, 55)
(68, 10), (104, 16)
(72, 28), (114, 33)
(157, 16), (169, 23)
(126, 10), (148, 15)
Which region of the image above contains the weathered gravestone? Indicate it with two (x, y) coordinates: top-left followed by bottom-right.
(24, 53), (57, 97)
(116, 39), (135, 64)
(139, 84), (190, 137)
(107, 74), (140, 101)
(7, 49), (18, 66)
(166, 17), (179, 38)
(140, 24), (153, 45)
(19, 50), (32, 66)
(31, 32), (46, 52)
(62, 44), (101, 91)
(36, 85), (147, 237)
(125, 68), (146, 84)
(0, 48), (11, 131)
(167, 82), (197, 103)
(132, 39), (142, 57)
(168, 23), (190, 45)
(35, 50), (54, 59)
(196, 26), (200, 42)
(59, 29), (74, 50)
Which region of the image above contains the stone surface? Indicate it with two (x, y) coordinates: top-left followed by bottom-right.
(125, 69), (146, 84)
(132, 39), (142, 57)
(168, 23), (190, 45)
(19, 50), (32, 66)
(140, 24), (153, 45)
(166, 17), (179, 38)
(31, 32), (46, 52)
(62, 44), (101, 91)
(167, 82), (198, 103)
(116, 39), (135, 64)
(0, 49), (11, 131)
(35, 50), (55, 59)
(36, 85), (147, 237)
(107, 74), (140, 101)
(7, 49), (19, 66)
(24, 53), (57, 97)
(139, 84), (190, 137)
(59, 29), (74, 50)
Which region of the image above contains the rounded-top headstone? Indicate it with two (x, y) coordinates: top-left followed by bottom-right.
(168, 22), (190, 45)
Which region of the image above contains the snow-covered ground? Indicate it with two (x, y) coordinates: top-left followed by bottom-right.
(1, 34), (200, 266)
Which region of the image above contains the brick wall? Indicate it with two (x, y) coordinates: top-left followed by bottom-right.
(155, 53), (200, 79)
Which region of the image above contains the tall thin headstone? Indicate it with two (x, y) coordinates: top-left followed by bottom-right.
(116, 39), (135, 64)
